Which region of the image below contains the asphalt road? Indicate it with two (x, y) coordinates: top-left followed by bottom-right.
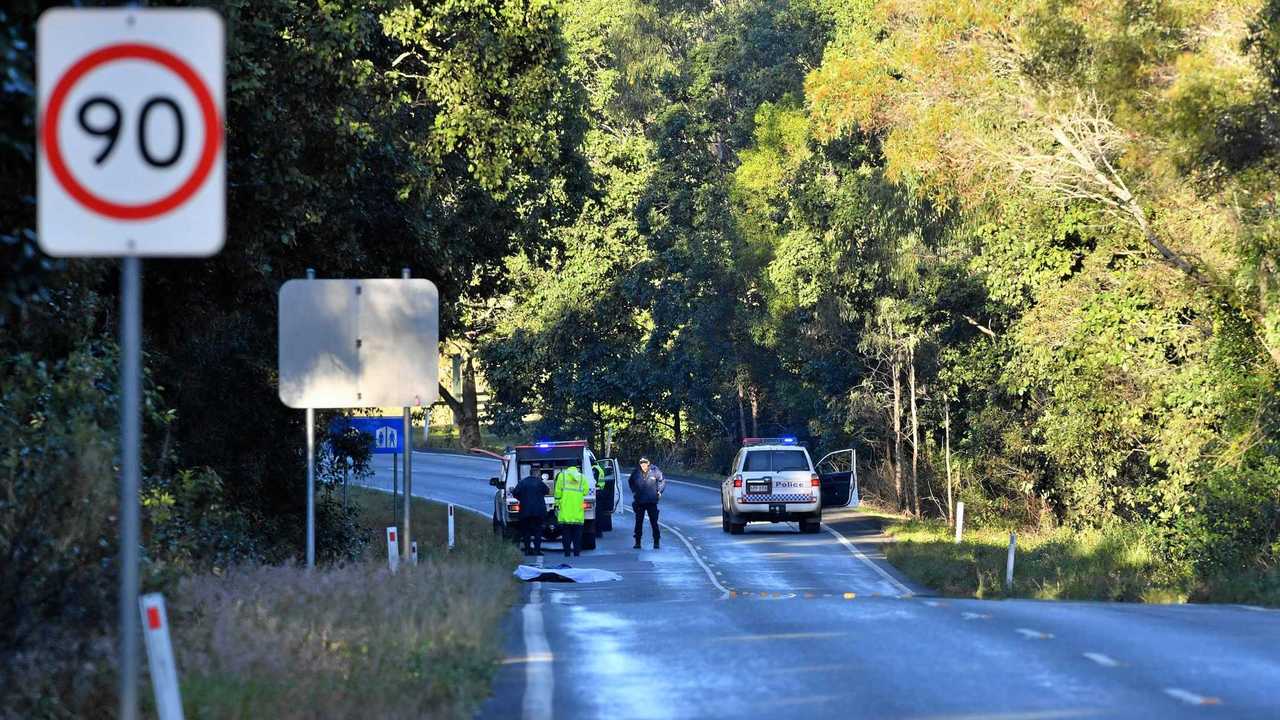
(364, 451), (1280, 719)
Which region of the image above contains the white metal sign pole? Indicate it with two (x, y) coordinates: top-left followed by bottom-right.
(36, 10), (226, 719)
(305, 268), (316, 569)
(139, 593), (184, 720)
(401, 267), (412, 559)
(120, 256), (142, 720)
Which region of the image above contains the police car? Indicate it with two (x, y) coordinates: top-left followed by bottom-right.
(721, 437), (823, 534)
(489, 440), (620, 551)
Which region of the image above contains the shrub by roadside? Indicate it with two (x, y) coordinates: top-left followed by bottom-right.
(870, 510), (1277, 607)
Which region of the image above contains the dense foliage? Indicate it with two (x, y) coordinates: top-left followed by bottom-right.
(2, 0), (584, 711)
(5, 2), (1280, 710)
(480, 0), (1280, 595)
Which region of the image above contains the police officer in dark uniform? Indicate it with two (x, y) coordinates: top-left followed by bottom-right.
(513, 471), (549, 555)
(628, 457), (665, 549)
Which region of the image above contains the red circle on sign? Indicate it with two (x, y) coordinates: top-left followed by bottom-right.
(41, 43), (222, 221)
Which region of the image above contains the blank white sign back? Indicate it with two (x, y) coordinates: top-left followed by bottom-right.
(278, 279), (439, 409)
(37, 8), (224, 256)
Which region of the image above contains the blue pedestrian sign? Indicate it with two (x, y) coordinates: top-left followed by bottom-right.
(329, 416), (404, 454)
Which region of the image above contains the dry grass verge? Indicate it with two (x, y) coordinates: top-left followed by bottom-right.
(164, 492), (520, 719)
(875, 511), (1280, 607)
(869, 512), (1189, 603)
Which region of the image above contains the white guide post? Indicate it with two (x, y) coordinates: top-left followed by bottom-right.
(386, 526), (400, 573)
(139, 593), (184, 720)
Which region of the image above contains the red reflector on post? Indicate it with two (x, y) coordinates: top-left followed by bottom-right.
(146, 606), (161, 630)
(389, 531), (396, 542)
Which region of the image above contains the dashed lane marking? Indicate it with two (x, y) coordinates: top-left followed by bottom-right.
(1083, 653), (1119, 668)
(961, 612), (991, 620)
(1015, 628), (1054, 640)
(923, 600), (945, 607)
(1164, 688), (1222, 706)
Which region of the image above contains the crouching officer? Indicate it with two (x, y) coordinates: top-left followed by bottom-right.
(554, 465), (588, 557)
(628, 456), (665, 549)
(513, 471), (549, 556)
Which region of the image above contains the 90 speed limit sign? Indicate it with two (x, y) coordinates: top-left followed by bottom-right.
(37, 8), (224, 257)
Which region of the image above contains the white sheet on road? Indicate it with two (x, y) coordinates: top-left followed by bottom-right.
(514, 564), (622, 583)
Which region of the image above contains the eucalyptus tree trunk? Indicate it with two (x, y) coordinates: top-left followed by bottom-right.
(749, 385), (759, 437)
(944, 397), (953, 525)
(891, 356), (904, 510)
(439, 353), (483, 450)
(909, 352), (920, 518)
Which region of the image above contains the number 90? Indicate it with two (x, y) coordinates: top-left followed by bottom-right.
(77, 94), (185, 168)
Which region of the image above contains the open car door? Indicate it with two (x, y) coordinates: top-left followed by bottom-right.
(816, 450), (859, 508)
(607, 459), (624, 512)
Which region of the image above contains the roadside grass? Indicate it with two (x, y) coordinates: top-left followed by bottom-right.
(347, 485), (518, 567)
(167, 490), (521, 719)
(873, 513), (1194, 603)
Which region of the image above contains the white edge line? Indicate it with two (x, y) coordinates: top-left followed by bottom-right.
(360, 484), (490, 518)
(363, 481), (553, 719)
(1163, 688), (1219, 705)
(522, 576), (553, 720)
(667, 475), (913, 597)
(621, 505), (730, 599)
(822, 524), (913, 596)
(1083, 652), (1119, 667)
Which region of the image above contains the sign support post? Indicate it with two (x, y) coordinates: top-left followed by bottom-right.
(119, 256), (141, 720)
(401, 267), (413, 559)
(305, 269), (316, 569)
(392, 451), (399, 523)
(35, 10), (226, 717)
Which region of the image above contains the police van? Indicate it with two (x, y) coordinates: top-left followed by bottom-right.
(488, 440), (622, 551)
(720, 437), (823, 534)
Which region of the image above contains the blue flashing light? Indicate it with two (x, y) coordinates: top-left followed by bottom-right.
(781, 436), (797, 444)
(536, 442), (552, 449)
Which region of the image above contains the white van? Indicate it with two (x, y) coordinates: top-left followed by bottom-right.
(489, 440), (620, 550)
(721, 438), (822, 534)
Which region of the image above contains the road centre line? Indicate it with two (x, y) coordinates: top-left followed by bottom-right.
(1164, 688), (1221, 706)
(1015, 628), (1054, 640)
(665, 473), (916, 596)
(621, 505), (731, 598)
(961, 612), (991, 620)
(1083, 653), (1119, 667)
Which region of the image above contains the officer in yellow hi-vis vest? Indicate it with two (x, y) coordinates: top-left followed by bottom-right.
(554, 465), (587, 557)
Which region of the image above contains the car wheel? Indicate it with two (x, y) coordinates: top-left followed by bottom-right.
(800, 517), (821, 534)
(729, 518), (746, 535)
(721, 508), (730, 533)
